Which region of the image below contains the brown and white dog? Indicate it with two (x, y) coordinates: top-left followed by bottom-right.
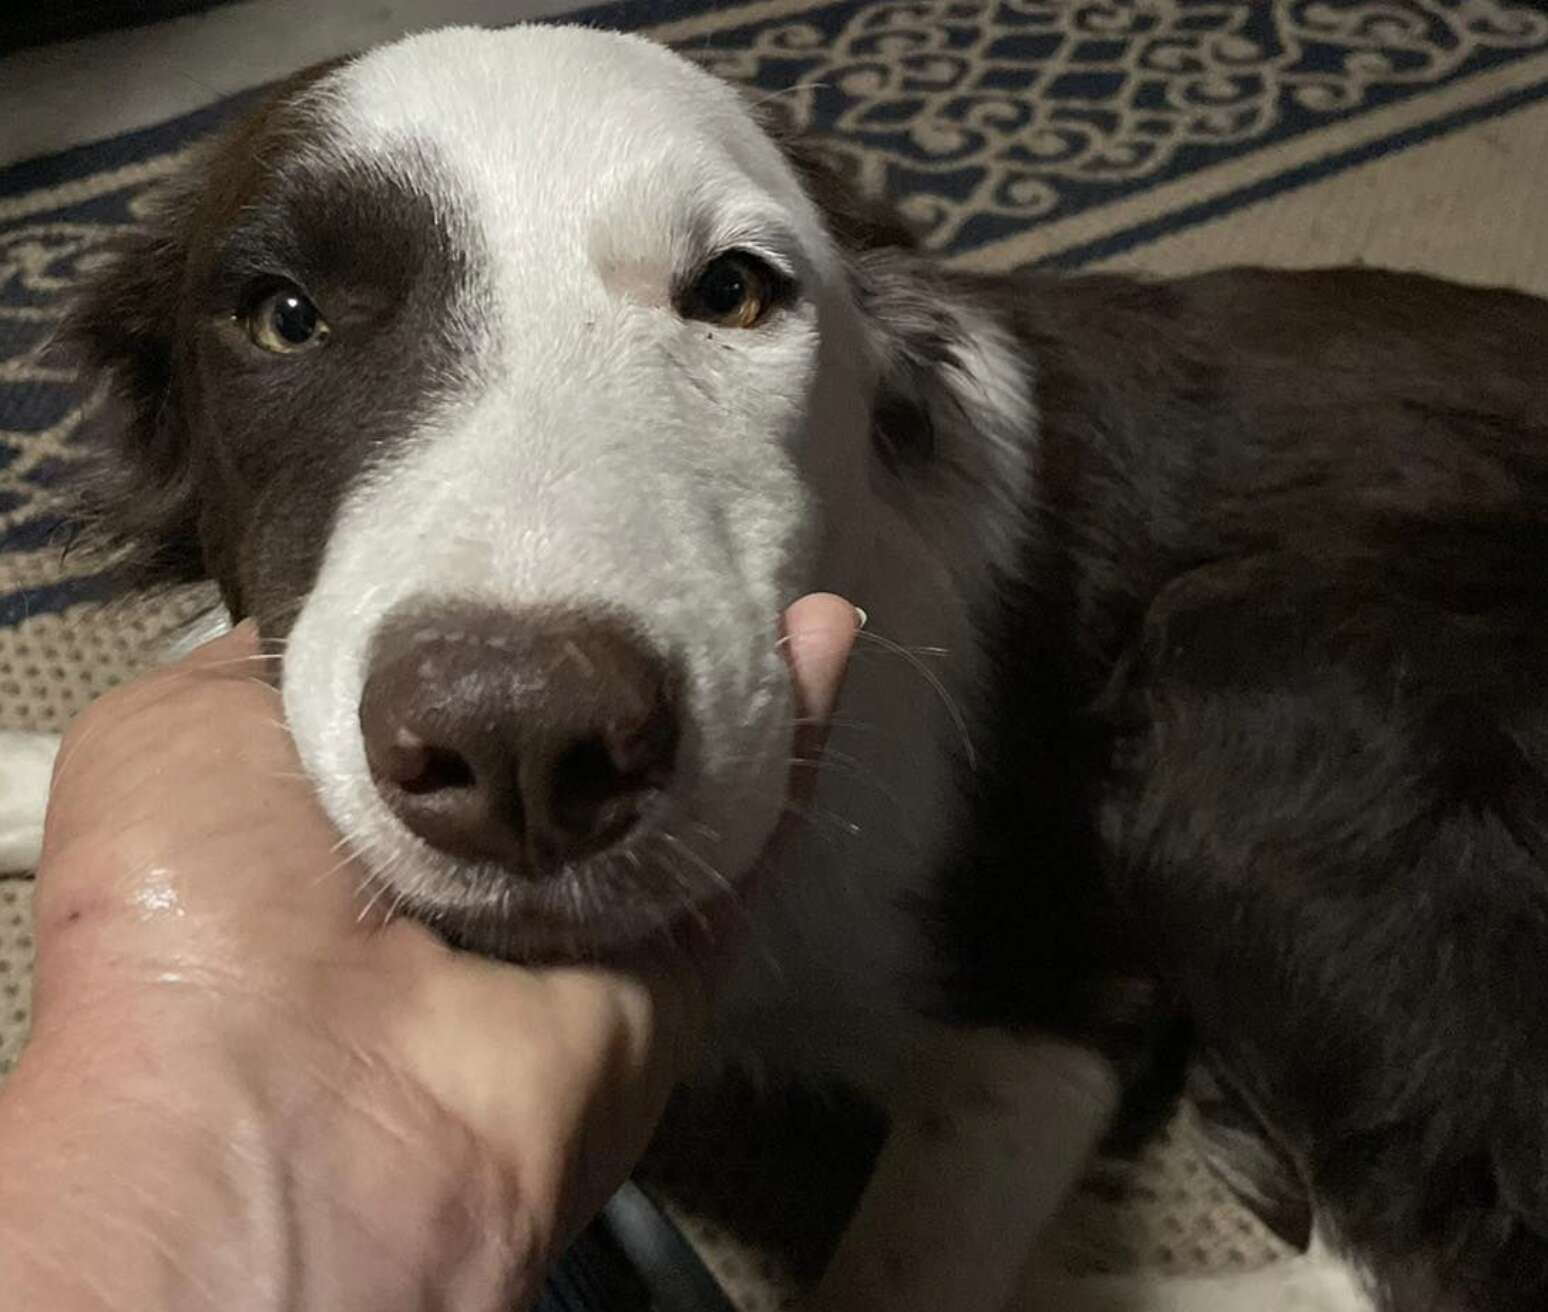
(5, 23), (1548, 1312)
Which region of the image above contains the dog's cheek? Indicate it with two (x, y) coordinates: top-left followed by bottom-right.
(692, 646), (793, 885)
(195, 367), (392, 632)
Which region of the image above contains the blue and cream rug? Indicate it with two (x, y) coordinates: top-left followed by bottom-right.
(4, 0), (1548, 649)
(3, 0), (1548, 1304)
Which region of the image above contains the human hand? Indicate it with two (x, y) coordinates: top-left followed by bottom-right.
(0, 593), (857, 1312)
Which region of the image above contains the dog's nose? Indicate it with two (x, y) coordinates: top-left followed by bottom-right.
(359, 606), (679, 873)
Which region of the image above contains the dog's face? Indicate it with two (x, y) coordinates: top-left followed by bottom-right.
(64, 26), (969, 957)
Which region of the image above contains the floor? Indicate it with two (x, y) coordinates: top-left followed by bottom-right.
(0, 0), (597, 166)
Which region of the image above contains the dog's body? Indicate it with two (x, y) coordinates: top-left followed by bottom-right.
(13, 23), (1548, 1311)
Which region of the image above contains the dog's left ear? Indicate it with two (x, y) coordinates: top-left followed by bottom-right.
(767, 137), (921, 257)
(758, 114), (1026, 481)
(850, 245), (977, 474)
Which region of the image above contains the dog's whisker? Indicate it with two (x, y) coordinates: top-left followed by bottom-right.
(852, 628), (977, 771)
(846, 643), (952, 661)
(683, 817), (723, 847)
(660, 871), (715, 938)
(645, 832), (757, 949)
(356, 847), (416, 924)
(780, 797), (864, 839)
(658, 829), (737, 900)
(313, 843), (366, 889)
(789, 714), (878, 731)
(356, 876), (392, 925)
(743, 77), (831, 114)
(191, 652), (286, 667)
(380, 884), (413, 931)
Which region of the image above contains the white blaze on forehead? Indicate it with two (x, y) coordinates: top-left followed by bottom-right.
(321, 25), (833, 296)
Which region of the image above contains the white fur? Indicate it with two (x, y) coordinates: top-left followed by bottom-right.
(811, 1030), (1120, 1312)
(0, 729), (58, 872)
(275, 25), (1034, 1089)
(1019, 1237), (1377, 1312)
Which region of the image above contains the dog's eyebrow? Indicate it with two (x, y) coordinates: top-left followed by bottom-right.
(215, 216), (306, 284)
(724, 234), (800, 282)
(210, 152), (461, 300)
(695, 210), (805, 281)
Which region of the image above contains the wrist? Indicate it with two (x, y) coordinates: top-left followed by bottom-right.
(0, 1004), (541, 1312)
(0, 1024), (286, 1312)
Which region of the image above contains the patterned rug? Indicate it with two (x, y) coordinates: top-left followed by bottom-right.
(4, 0), (1548, 1305)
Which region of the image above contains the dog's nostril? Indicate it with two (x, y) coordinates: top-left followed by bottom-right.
(387, 730), (476, 796)
(552, 735), (630, 818)
(549, 715), (674, 842)
(604, 703), (678, 779)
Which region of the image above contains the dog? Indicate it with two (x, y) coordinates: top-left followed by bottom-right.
(7, 23), (1548, 1311)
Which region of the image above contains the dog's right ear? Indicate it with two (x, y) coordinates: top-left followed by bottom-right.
(774, 134), (920, 255)
(53, 177), (205, 588)
(54, 64), (346, 591)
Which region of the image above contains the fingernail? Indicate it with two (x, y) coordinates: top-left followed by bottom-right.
(853, 605), (868, 630)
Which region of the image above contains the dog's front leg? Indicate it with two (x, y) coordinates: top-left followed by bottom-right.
(0, 730), (60, 873)
(807, 1028), (1119, 1312)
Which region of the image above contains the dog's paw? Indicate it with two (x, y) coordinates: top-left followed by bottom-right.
(0, 731), (60, 873)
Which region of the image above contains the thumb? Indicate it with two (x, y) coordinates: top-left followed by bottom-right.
(782, 591), (862, 791)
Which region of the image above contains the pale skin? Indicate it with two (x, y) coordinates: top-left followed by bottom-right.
(0, 593), (857, 1312)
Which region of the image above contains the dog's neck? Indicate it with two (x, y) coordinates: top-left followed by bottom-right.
(705, 280), (1039, 1092)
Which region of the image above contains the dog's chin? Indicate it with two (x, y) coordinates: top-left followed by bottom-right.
(424, 897), (725, 965)
(354, 828), (761, 965)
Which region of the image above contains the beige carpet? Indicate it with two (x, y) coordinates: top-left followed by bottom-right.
(3, 1), (1548, 1304)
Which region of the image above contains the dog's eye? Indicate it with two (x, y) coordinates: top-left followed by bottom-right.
(681, 251), (785, 329)
(244, 285), (329, 353)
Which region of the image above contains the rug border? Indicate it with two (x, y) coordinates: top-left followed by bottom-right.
(949, 48), (1548, 273)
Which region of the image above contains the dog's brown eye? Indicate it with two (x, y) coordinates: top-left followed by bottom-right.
(244, 285), (329, 353)
(682, 251), (784, 329)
